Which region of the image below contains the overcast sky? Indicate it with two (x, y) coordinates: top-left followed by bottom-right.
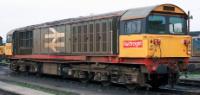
(0, 0), (199, 40)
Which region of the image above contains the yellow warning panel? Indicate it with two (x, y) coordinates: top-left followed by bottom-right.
(119, 34), (191, 58)
(5, 43), (12, 56)
(0, 46), (5, 55)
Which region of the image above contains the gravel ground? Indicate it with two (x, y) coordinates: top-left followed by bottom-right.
(0, 65), (200, 95)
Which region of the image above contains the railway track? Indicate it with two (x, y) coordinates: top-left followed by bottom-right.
(0, 65), (200, 95)
(189, 57), (200, 63)
(179, 79), (200, 87)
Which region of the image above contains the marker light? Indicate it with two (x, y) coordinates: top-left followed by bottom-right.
(183, 40), (190, 45)
(152, 39), (161, 45)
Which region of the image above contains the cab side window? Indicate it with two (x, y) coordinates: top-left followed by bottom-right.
(124, 20), (141, 34)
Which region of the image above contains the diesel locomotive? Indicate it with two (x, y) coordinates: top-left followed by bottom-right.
(8, 4), (191, 88)
(0, 35), (12, 61)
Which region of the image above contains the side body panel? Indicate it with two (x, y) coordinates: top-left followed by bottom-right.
(40, 28), (49, 54)
(32, 17), (118, 56)
(33, 29), (41, 54)
(13, 31), (33, 55)
(65, 25), (71, 53)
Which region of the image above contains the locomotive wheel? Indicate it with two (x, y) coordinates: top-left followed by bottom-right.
(150, 83), (160, 90)
(101, 81), (111, 87)
(126, 84), (137, 91)
(80, 78), (90, 84)
(149, 78), (162, 89)
(80, 72), (92, 84)
(36, 72), (42, 77)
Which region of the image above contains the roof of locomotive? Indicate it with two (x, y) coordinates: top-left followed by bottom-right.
(12, 4), (187, 31)
(7, 29), (16, 36)
(15, 10), (125, 30)
(121, 4), (187, 20)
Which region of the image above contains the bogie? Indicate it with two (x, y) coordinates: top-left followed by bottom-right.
(10, 60), (150, 88)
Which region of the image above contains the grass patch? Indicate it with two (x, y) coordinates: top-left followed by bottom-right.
(180, 72), (200, 77)
(180, 72), (200, 76)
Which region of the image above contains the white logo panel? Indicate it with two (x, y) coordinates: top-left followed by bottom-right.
(44, 28), (65, 52)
